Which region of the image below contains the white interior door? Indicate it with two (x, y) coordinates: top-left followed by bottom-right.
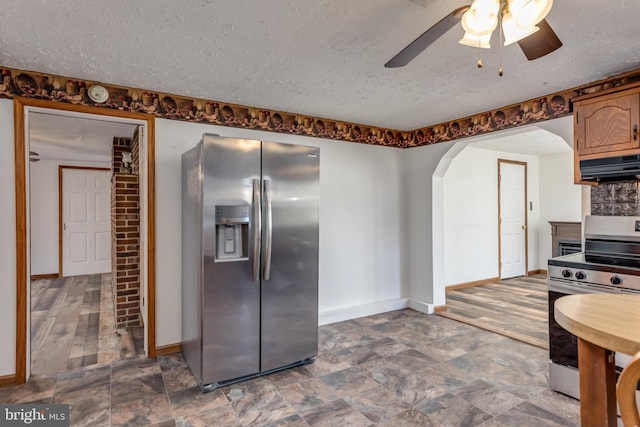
(62, 168), (111, 276)
(499, 161), (527, 279)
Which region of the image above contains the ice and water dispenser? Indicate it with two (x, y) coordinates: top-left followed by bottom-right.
(215, 205), (249, 261)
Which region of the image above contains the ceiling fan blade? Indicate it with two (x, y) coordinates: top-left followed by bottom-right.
(517, 18), (562, 61)
(385, 5), (470, 68)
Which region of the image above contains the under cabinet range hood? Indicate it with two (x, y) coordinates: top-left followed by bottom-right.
(580, 154), (640, 182)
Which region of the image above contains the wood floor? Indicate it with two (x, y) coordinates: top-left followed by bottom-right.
(30, 273), (144, 376)
(438, 274), (548, 349)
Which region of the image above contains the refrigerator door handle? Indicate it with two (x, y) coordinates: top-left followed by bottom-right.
(252, 178), (261, 282)
(263, 179), (273, 281)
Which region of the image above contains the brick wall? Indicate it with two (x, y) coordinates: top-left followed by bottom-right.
(131, 126), (140, 174)
(111, 137), (141, 327)
(112, 137), (131, 173)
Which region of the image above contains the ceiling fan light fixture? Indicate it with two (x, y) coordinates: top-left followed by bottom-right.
(461, 0), (499, 36)
(508, 0), (552, 28)
(502, 11), (539, 46)
(470, 0), (501, 18)
(459, 31), (492, 48)
(383, 0), (560, 69)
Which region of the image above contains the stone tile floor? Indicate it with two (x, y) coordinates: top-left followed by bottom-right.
(0, 309), (581, 426)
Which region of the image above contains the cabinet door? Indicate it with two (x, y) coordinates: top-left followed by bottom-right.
(575, 90), (640, 156)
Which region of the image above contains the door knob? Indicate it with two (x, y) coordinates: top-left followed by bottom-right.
(521, 225), (527, 230)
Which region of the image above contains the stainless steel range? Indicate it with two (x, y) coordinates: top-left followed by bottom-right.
(548, 215), (640, 399)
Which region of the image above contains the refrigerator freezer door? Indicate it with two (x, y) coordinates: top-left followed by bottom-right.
(201, 134), (262, 385)
(181, 144), (204, 386)
(260, 141), (320, 372)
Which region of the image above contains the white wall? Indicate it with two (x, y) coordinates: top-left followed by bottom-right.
(0, 109), (406, 375)
(442, 147), (500, 284)
(155, 119), (405, 346)
(401, 140), (456, 311)
(536, 116), (584, 264)
(538, 151), (583, 264)
(0, 99), (16, 376)
(30, 159), (110, 275)
(442, 146), (541, 285)
(430, 117), (578, 306)
(439, 135), (581, 288)
(0, 102), (581, 376)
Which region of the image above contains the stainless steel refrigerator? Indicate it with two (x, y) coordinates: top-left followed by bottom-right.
(181, 134), (319, 390)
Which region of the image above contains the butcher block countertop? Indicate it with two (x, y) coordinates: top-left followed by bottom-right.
(555, 294), (640, 356)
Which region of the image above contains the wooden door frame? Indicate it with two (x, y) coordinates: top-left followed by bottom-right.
(58, 166), (110, 278)
(497, 159), (528, 279)
(14, 96), (156, 384)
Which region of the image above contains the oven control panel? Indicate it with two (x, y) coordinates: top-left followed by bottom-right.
(548, 265), (640, 292)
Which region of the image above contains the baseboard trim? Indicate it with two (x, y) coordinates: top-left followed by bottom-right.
(433, 304), (447, 313)
(407, 299), (435, 315)
(446, 277), (500, 291)
(30, 273), (59, 281)
(319, 298), (409, 325)
(156, 343), (182, 356)
(528, 269), (546, 275)
(0, 374), (15, 388)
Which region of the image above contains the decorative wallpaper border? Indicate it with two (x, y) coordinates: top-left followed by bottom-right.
(1, 65), (639, 148)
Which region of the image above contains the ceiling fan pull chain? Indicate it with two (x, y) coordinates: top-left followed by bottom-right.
(477, 35), (484, 68)
(499, 9), (504, 76)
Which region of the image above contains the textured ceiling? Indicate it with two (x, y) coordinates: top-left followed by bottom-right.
(29, 112), (137, 162)
(2, 0), (640, 131)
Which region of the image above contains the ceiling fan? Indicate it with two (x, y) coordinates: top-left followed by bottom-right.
(385, 0), (562, 68)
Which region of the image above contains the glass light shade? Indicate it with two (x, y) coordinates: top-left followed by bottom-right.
(508, 0), (552, 28)
(472, 0), (501, 19)
(459, 31), (492, 48)
(502, 12), (539, 45)
(461, 6), (498, 36)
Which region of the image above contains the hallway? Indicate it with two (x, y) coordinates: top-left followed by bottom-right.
(30, 273), (143, 376)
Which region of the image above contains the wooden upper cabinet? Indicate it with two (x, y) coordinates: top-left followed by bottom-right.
(574, 88), (640, 156)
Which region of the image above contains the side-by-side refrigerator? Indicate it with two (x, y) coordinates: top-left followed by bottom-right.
(182, 134), (319, 390)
